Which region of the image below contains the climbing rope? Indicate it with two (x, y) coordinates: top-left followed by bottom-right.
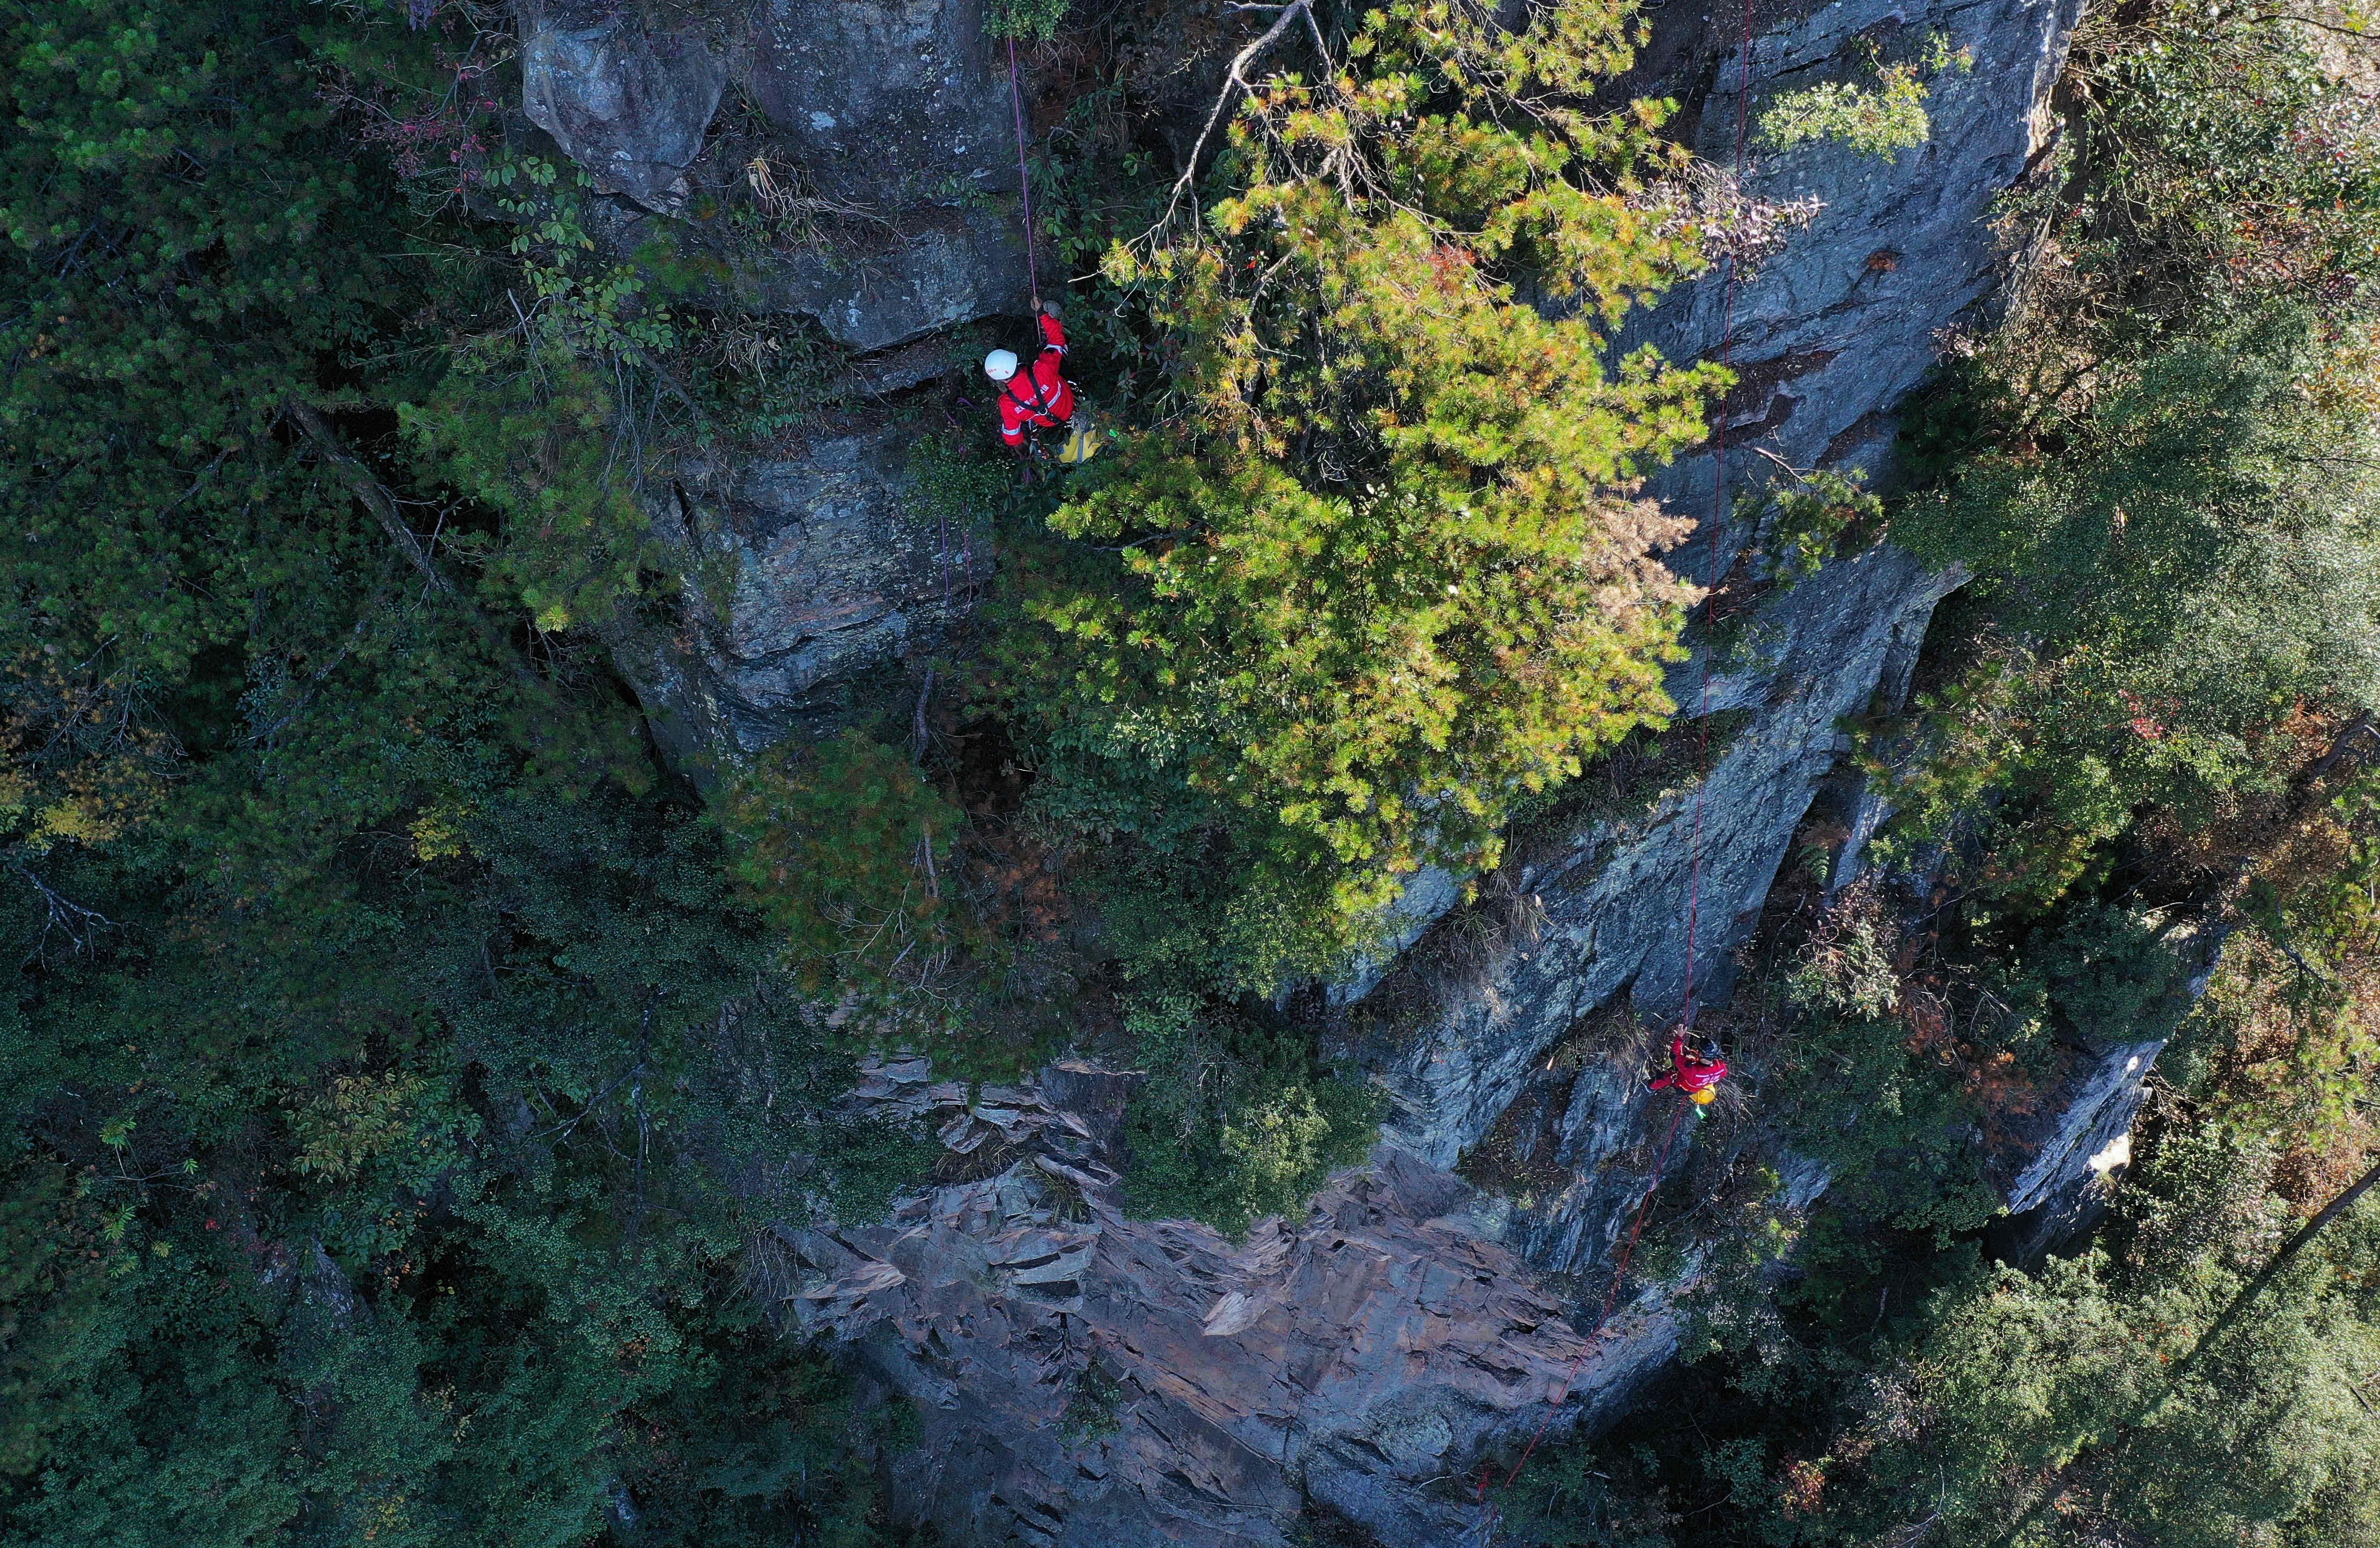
(1478, 1098), (1691, 1505)
(1682, 0), (1762, 1033)
(1006, 35), (1041, 307)
(1477, 0), (1760, 1527)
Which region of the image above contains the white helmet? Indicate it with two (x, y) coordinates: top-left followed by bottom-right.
(983, 349), (1020, 381)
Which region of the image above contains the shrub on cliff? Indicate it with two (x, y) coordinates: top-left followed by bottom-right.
(991, 0), (1728, 989)
(1114, 992), (1383, 1236)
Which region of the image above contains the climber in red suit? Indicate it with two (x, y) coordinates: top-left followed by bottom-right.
(985, 300), (1075, 457)
(1647, 1031), (1728, 1106)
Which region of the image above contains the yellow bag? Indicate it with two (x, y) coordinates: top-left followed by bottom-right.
(1058, 418), (1104, 466)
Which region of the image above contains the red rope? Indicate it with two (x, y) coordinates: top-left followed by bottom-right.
(1476, 0), (1759, 1527)
(1480, 1099), (1691, 1501)
(1683, 0), (1759, 1030)
(1006, 35), (1042, 307)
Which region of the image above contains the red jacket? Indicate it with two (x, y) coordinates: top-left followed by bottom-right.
(998, 312), (1074, 446)
(1648, 1033), (1728, 1094)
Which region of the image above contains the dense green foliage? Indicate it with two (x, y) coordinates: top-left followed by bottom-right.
(0, 3), (914, 1543)
(993, 0), (1727, 991)
(716, 730), (966, 1000)
(10, 0), (2380, 1543)
(1114, 993), (1384, 1235)
(1885, 0), (2380, 905)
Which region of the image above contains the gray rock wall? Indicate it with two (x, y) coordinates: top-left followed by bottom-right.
(615, 424), (988, 762)
(1381, 546), (1959, 1175)
(1351, 0), (2088, 1299)
(515, 0), (1035, 349)
(1622, 0), (2083, 538)
(519, 1), (728, 213)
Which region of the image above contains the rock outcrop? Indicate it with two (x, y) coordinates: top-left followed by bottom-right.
(778, 1059), (1675, 1547)
(1352, 0), (2090, 1303)
(1380, 545), (1959, 1178)
(515, 0), (1035, 349)
(519, 0), (728, 213)
(615, 421), (989, 762)
(1622, 0), (2083, 532)
(1990, 1038), (2165, 1259)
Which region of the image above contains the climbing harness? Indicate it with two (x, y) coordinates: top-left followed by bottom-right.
(1477, 0), (1759, 1527)
(1002, 363), (1063, 422)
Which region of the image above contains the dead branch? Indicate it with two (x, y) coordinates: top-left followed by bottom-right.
(283, 397), (465, 603)
(5, 854), (119, 962)
(1143, 0), (1316, 246)
(282, 398), (547, 695)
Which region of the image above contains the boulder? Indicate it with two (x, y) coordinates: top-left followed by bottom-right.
(512, 0), (1037, 348)
(518, 0), (727, 213)
(741, 207), (1035, 352)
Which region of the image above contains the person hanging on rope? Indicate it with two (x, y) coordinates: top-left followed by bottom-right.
(1646, 1029), (1728, 1106)
(985, 299), (1088, 476)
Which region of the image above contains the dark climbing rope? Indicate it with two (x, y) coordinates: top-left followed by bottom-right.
(1476, 0), (1760, 1525)
(1006, 35), (1041, 307)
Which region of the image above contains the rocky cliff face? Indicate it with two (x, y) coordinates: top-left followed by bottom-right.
(1621, 0), (2082, 525)
(519, 0), (1034, 349)
(778, 1058), (1684, 1546)
(522, 0), (2142, 1539)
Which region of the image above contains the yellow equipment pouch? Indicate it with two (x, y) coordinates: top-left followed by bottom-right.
(1058, 419), (1104, 467)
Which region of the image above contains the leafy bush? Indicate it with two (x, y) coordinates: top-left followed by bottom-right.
(1833, 1127), (2380, 1548)
(987, 0), (1070, 40)
(1766, 895), (2003, 1243)
(1759, 67), (1931, 159)
(2030, 904), (2192, 1049)
(399, 336), (657, 634)
(1888, 308), (2380, 903)
(1116, 994), (1384, 1236)
(714, 730), (967, 1000)
(1877, 0), (2380, 906)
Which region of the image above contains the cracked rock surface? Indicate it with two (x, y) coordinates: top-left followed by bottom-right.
(776, 1060), (1675, 1547)
(513, 0), (1034, 348)
(615, 424), (990, 761)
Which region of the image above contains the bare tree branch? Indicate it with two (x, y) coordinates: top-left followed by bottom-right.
(5, 854), (120, 963)
(281, 397), (547, 695)
(282, 396), (466, 602)
(1143, 0), (1315, 246)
